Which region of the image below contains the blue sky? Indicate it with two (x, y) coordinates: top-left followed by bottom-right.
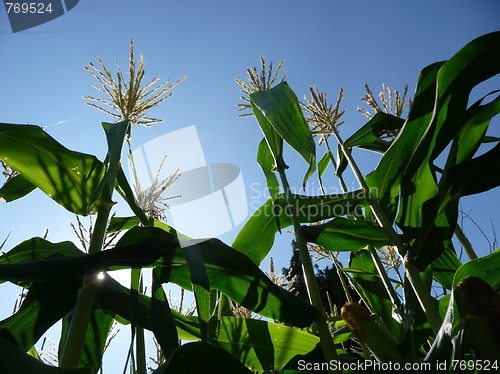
(1, 0), (500, 370)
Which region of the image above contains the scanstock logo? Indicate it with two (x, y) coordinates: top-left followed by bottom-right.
(130, 126), (248, 247)
(3, 0), (79, 33)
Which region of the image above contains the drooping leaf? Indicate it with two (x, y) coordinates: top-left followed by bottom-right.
(151, 268), (180, 357)
(345, 112), (405, 154)
(0, 336), (92, 374)
(0, 174), (36, 202)
(115, 165), (151, 225)
(233, 190), (368, 265)
(59, 308), (113, 371)
(160, 236), (321, 327)
(317, 150), (331, 194)
(0, 277), (81, 351)
(181, 243), (211, 342)
(1, 227), (319, 327)
(302, 217), (390, 252)
(0, 237), (82, 264)
(153, 342), (253, 374)
(94, 274), (201, 341)
(115, 224), (320, 326)
(250, 82), (316, 188)
(212, 317), (319, 372)
(0, 123), (106, 215)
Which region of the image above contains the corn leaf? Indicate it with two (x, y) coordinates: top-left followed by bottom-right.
(250, 82), (316, 188)
(0, 123), (106, 215)
(302, 217), (390, 252)
(233, 190), (368, 265)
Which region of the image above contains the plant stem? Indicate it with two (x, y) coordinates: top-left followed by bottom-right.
(454, 225), (478, 260)
(333, 257), (352, 303)
(329, 124), (444, 336)
(330, 127), (407, 256)
(323, 137), (349, 193)
(368, 246), (401, 309)
(136, 277), (147, 374)
(276, 163), (341, 374)
(60, 201), (113, 367)
(404, 261), (442, 335)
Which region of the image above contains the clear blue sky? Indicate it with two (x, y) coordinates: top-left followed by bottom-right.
(1, 0), (500, 370)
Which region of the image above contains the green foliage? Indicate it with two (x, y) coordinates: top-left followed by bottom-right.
(1, 31), (500, 373)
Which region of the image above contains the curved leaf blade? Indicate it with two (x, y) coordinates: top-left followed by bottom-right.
(233, 190), (368, 264)
(213, 317), (319, 372)
(250, 82), (316, 187)
(0, 174), (36, 202)
(0, 123), (106, 215)
(302, 217), (390, 252)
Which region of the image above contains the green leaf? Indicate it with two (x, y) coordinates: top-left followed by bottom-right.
(452, 249), (500, 290)
(0, 174), (36, 202)
(154, 342), (253, 374)
(256, 137), (280, 202)
(317, 150), (331, 194)
(393, 32), (500, 269)
(0, 336), (92, 374)
(251, 100), (283, 167)
(426, 32), (500, 163)
(212, 317), (319, 372)
(343, 303), (404, 363)
(0, 227), (319, 327)
(250, 82), (316, 188)
(116, 225), (321, 326)
(302, 217), (390, 252)
(93, 120), (129, 204)
(0, 123), (106, 215)
(151, 269), (180, 357)
(345, 112), (405, 154)
(0, 277), (81, 351)
(0, 237), (83, 284)
(233, 190), (368, 265)
(162, 236), (321, 327)
(348, 250), (402, 341)
(181, 244), (211, 342)
(5, 226), (318, 328)
(60, 308), (113, 371)
(411, 140), (500, 269)
(454, 91), (500, 165)
(318, 150), (331, 178)
(431, 243), (462, 290)
(115, 165), (151, 225)
(366, 61), (445, 221)
(95, 274), (200, 341)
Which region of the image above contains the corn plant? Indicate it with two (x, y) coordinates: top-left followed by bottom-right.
(0, 32), (500, 374)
